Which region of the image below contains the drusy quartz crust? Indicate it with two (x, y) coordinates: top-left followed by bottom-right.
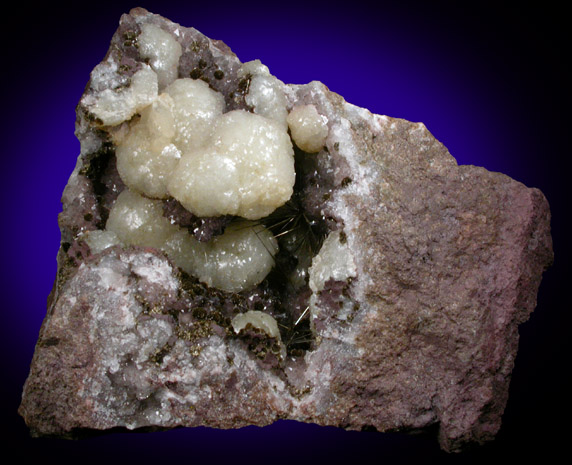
(19, 8), (553, 453)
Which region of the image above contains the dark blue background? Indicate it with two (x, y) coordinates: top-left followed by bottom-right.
(2, 1), (568, 463)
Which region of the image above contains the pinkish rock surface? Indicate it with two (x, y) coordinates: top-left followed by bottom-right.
(18, 8), (553, 452)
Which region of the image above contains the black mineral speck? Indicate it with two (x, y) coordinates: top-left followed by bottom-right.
(40, 336), (60, 347)
(238, 77), (250, 92)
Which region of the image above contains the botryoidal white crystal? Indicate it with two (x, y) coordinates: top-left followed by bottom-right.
(137, 23), (183, 90)
(114, 78), (225, 199)
(287, 104), (329, 153)
(85, 65), (159, 126)
(82, 30), (333, 294)
(188, 221), (278, 292)
(231, 310), (281, 340)
(240, 60), (289, 130)
(163, 78), (225, 154)
(167, 110), (295, 220)
(115, 93), (182, 199)
(112, 70), (294, 220)
(105, 189), (278, 292)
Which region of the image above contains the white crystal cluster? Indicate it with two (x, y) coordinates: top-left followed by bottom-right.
(82, 23), (332, 293)
(92, 189), (278, 293)
(287, 104), (329, 153)
(113, 79), (224, 199)
(231, 310), (281, 339)
(167, 110), (295, 220)
(240, 60), (289, 130)
(137, 24), (182, 90)
(111, 73), (297, 221)
(308, 230), (357, 319)
(109, 61), (295, 221)
(231, 310), (286, 359)
(85, 66), (159, 126)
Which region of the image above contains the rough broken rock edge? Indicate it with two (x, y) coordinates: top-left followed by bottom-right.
(18, 7), (553, 453)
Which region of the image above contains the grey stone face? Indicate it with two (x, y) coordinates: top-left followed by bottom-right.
(18, 7), (553, 452)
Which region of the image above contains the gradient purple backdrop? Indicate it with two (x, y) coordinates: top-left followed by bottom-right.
(3, 2), (568, 463)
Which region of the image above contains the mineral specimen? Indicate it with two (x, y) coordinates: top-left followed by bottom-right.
(19, 7), (553, 453)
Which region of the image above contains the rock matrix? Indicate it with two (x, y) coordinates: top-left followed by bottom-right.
(19, 8), (553, 452)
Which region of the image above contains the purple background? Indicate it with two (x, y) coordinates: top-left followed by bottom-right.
(3, 1), (568, 463)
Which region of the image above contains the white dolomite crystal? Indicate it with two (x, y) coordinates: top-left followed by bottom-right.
(115, 79), (225, 199)
(115, 93), (181, 198)
(106, 189), (179, 250)
(231, 310), (281, 340)
(160, 229), (203, 276)
(83, 42), (295, 293)
(191, 222), (278, 292)
(238, 59), (270, 78)
(83, 230), (122, 255)
(85, 66), (159, 126)
(105, 189), (278, 292)
(287, 104), (329, 153)
(137, 23), (183, 90)
(231, 310), (286, 361)
(164, 78), (225, 153)
(309, 230), (357, 292)
(240, 60), (289, 130)
(167, 110), (295, 220)
(308, 230), (357, 317)
(231, 310), (280, 339)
